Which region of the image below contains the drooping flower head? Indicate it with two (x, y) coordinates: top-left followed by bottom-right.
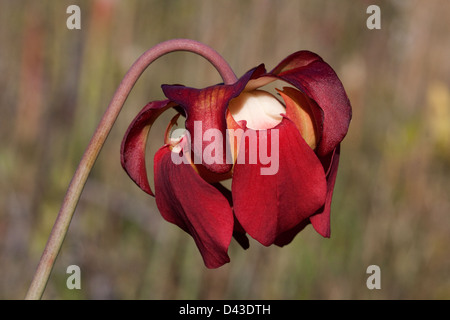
(121, 50), (351, 268)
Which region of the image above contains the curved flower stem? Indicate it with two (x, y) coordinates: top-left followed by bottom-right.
(25, 39), (237, 300)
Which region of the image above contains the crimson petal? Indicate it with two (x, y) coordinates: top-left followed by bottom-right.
(232, 118), (327, 246)
(271, 51), (352, 157)
(212, 182), (250, 250)
(274, 145), (341, 246)
(154, 146), (234, 268)
(121, 100), (175, 196)
(310, 144), (341, 237)
(161, 65), (266, 174)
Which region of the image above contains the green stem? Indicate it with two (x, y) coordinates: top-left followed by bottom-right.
(25, 39), (237, 300)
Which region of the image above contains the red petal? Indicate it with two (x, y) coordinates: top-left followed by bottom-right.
(154, 146), (234, 268)
(161, 65), (266, 174)
(120, 100), (175, 196)
(310, 144), (341, 237)
(271, 51), (352, 157)
(271, 50), (322, 74)
(232, 118), (327, 246)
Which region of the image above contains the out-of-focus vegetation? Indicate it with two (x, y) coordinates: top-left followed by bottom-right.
(0, 0), (449, 299)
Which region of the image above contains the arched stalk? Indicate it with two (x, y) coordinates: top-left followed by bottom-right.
(25, 39), (237, 300)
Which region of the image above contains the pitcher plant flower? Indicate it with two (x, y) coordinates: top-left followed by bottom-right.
(27, 40), (350, 299)
(121, 50), (351, 268)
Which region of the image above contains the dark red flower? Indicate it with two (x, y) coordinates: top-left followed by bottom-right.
(121, 50), (351, 268)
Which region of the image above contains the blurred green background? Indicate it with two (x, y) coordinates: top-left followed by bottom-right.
(1, 0), (449, 299)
